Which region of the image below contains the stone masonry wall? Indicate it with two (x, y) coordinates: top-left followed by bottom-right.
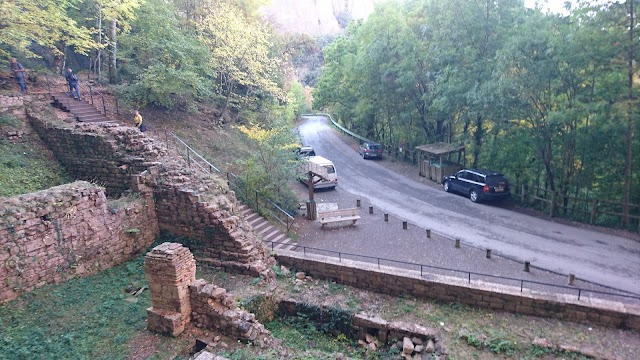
(276, 250), (640, 331)
(144, 243), (271, 342)
(0, 181), (158, 301)
(153, 164), (275, 277)
(28, 104), (164, 196)
(27, 102), (273, 280)
(0, 94), (27, 119)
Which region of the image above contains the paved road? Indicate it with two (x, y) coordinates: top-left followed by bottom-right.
(299, 116), (640, 294)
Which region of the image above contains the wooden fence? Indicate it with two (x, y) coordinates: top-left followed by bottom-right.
(515, 185), (640, 232)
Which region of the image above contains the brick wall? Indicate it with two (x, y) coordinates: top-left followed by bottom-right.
(0, 181), (158, 301)
(276, 250), (640, 331)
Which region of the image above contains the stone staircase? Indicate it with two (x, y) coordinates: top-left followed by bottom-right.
(51, 92), (117, 124)
(239, 204), (298, 251)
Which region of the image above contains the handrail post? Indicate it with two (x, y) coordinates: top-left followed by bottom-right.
(44, 73), (51, 96)
(101, 94), (107, 115)
(89, 85), (94, 105)
(115, 98), (119, 116)
(255, 191), (259, 213)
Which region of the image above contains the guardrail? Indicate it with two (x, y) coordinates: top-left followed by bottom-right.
(266, 240), (640, 303)
(164, 131), (294, 232)
(227, 172), (295, 232)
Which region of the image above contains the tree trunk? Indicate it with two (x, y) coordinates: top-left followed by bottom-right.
(472, 114), (483, 168)
(109, 18), (117, 84)
(623, 0), (635, 228)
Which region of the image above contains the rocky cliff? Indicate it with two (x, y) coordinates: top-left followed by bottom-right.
(261, 0), (386, 35)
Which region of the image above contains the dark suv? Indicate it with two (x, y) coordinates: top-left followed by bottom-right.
(443, 169), (510, 202)
(358, 142), (383, 159)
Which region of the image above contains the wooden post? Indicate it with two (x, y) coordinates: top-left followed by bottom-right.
(426, 229), (431, 238)
(590, 199), (597, 224)
(384, 213), (388, 222)
(486, 249), (492, 259)
(549, 191), (556, 217)
(307, 172), (316, 220)
(524, 261), (530, 272)
(402, 221), (407, 229)
(455, 238), (460, 248)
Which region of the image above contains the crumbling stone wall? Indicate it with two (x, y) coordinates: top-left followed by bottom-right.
(29, 104), (274, 277)
(0, 94), (27, 119)
(144, 242), (196, 336)
(276, 250), (640, 331)
(145, 243), (270, 342)
(0, 181), (158, 301)
(28, 105), (164, 196)
(154, 164), (275, 277)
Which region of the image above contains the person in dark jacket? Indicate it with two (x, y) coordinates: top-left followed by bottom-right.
(10, 58), (27, 93)
(65, 68), (81, 100)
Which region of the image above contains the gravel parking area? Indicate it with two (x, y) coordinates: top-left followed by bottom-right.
(292, 182), (640, 304)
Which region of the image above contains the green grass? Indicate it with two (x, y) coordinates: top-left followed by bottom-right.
(0, 115), (71, 197)
(0, 254), (182, 360)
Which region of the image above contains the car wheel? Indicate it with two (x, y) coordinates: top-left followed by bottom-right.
(362, 152), (367, 159)
(469, 189), (479, 203)
(443, 181), (450, 193)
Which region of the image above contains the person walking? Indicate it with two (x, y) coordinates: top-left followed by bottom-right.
(65, 68), (81, 100)
(133, 110), (146, 132)
(10, 57), (27, 94)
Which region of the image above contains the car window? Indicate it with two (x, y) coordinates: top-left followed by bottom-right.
(325, 165), (335, 174)
(370, 144), (381, 150)
(486, 175), (508, 186)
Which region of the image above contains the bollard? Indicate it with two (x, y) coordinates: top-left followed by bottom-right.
(403, 221), (407, 229)
(455, 238), (460, 248)
(384, 213), (388, 222)
(369, 206), (373, 214)
(426, 229), (431, 238)
(486, 249), (492, 259)
(569, 273), (575, 286)
(524, 261), (530, 272)
(356, 199), (361, 207)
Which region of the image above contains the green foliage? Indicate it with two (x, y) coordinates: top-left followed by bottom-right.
(118, 0), (212, 110)
(0, 0), (95, 61)
(314, 0), (640, 227)
(0, 255), (152, 359)
(0, 116), (71, 197)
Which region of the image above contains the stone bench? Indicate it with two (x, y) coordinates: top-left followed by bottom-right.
(318, 208), (360, 227)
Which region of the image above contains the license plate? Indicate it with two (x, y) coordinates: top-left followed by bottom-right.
(495, 186), (504, 192)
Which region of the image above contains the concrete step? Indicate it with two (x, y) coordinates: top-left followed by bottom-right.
(268, 233), (286, 245)
(257, 223), (275, 236)
(262, 228), (281, 242)
(244, 212), (260, 222)
(273, 238), (297, 251)
(78, 116), (110, 123)
(252, 220), (270, 233)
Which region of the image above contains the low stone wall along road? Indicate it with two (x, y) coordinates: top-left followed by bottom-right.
(297, 115), (640, 295)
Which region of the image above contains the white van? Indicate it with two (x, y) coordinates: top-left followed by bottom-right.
(300, 156), (338, 190)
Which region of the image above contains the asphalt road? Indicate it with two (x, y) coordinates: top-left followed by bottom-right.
(298, 115), (640, 295)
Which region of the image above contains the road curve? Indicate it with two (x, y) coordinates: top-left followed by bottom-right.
(299, 115), (640, 294)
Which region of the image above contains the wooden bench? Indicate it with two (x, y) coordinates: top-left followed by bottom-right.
(318, 208), (361, 227)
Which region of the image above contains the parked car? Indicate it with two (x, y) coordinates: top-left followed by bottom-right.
(358, 142), (383, 159)
(443, 169), (510, 202)
(299, 156), (338, 190)
(296, 146), (316, 158)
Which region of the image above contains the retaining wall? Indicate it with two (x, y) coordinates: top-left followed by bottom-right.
(0, 181), (158, 301)
(0, 94), (27, 119)
(276, 250), (640, 331)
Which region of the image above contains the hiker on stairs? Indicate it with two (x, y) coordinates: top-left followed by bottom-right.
(65, 68), (81, 101)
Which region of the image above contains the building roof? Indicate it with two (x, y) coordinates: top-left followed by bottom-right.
(415, 142), (465, 156)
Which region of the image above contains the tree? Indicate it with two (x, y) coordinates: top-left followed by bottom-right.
(0, 0), (94, 68)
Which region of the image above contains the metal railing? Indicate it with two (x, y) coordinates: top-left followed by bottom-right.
(165, 131), (294, 232)
(227, 172), (295, 232)
(266, 240), (640, 303)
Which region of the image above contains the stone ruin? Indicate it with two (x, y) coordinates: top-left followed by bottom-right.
(0, 97), (275, 301)
(144, 242), (270, 343)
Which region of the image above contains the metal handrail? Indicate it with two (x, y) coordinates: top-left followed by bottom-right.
(266, 240), (640, 303)
(166, 131), (294, 232)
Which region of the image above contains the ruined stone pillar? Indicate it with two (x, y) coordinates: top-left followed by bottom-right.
(144, 242), (196, 336)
